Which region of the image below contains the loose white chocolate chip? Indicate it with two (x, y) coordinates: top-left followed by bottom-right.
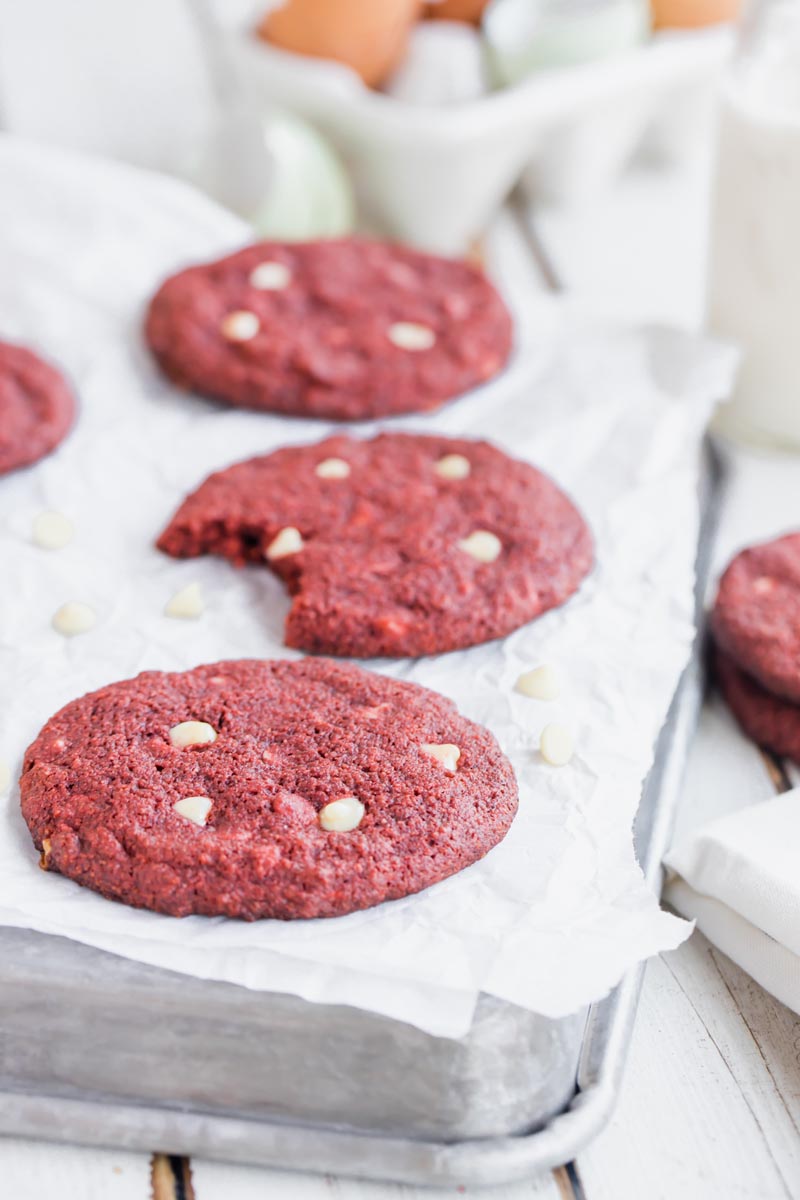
(315, 457), (351, 480)
(0, 760), (10, 795)
(388, 321), (436, 351)
(421, 743), (461, 773)
(539, 723), (574, 767)
(32, 511), (74, 550)
(319, 796), (365, 832)
(220, 310), (260, 342)
(266, 526), (304, 561)
(165, 582), (204, 619)
(435, 454), (471, 481)
(458, 530), (502, 563)
(174, 796), (213, 826)
(516, 665), (560, 702)
(169, 721), (217, 749)
(249, 261), (291, 290)
(52, 601), (96, 637)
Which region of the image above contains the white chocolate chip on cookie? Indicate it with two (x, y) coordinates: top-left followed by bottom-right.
(266, 526), (304, 561)
(458, 530), (502, 563)
(249, 261), (291, 290)
(435, 454), (471, 481)
(516, 665), (560, 701)
(32, 511), (74, 550)
(319, 796), (365, 832)
(315, 457), (351, 480)
(169, 721), (217, 749)
(220, 310), (260, 342)
(388, 322), (436, 351)
(165, 582), (204, 619)
(540, 723), (574, 767)
(52, 601), (96, 637)
(174, 796), (213, 825)
(421, 743), (461, 773)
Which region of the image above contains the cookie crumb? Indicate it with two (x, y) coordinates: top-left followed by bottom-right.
(540, 723), (574, 766)
(169, 721), (217, 748)
(458, 530), (502, 563)
(435, 454), (471, 480)
(421, 743), (460, 773)
(266, 526), (304, 560)
(249, 261), (291, 290)
(32, 511), (74, 550)
(174, 796), (212, 825)
(388, 321), (436, 351)
(517, 665), (560, 701)
(319, 795), (365, 832)
(165, 582), (204, 619)
(315, 457), (351, 480)
(220, 310), (260, 342)
(52, 601), (96, 637)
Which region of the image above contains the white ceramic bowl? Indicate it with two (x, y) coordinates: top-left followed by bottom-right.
(227, 22), (733, 253)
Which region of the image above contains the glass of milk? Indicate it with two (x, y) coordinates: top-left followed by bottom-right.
(708, 0), (800, 448)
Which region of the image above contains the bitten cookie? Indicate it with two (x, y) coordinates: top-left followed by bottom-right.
(714, 647), (800, 766)
(711, 532), (800, 704)
(21, 658), (519, 920)
(0, 341), (75, 475)
(144, 238), (512, 420)
(157, 432), (593, 658)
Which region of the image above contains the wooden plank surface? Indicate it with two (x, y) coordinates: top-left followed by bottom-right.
(188, 1160), (572, 1200)
(0, 1136), (150, 1200)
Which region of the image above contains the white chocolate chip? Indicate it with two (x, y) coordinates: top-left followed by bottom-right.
(220, 310), (260, 342)
(421, 743), (461, 773)
(266, 526), (304, 561)
(435, 454), (471, 481)
(516, 665), (560, 702)
(753, 576), (775, 595)
(388, 321), (436, 351)
(32, 511), (74, 550)
(315, 457), (351, 480)
(174, 796), (213, 825)
(39, 837), (52, 870)
(165, 582), (204, 619)
(169, 721), (217, 749)
(540, 723), (574, 767)
(249, 261), (291, 290)
(458, 530), (502, 563)
(0, 760), (10, 795)
(319, 796), (365, 832)
(52, 601), (96, 637)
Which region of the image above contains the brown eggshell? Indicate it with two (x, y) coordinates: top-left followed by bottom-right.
(651, 0), (740, 29)
(258, 0), (423, 87)
(424, 0), (491, 22)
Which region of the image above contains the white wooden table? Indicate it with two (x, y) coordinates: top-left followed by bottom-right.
(5, 154), (800, 1200)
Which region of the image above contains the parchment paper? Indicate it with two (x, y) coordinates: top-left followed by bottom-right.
(0, 136), (737, 1038)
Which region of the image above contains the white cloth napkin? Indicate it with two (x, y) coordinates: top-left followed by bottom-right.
(665, 789), (800, 1015)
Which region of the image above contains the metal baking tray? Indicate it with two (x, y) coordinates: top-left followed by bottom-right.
(0, 443), (721, 1187)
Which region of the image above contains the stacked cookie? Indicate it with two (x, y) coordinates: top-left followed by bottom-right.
(20, 235), (594, 920)
(711, 532), (800, 765)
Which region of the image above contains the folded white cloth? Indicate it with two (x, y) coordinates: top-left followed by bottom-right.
(665, 789), (800, 1014)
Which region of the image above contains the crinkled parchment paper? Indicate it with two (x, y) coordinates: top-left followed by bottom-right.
(0, 136), (737, 1037)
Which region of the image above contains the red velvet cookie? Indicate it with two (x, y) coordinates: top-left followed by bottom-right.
(21, 658), (518, 920)
(711, 532), (800, 704)
(144, 238), (512, 420)
(714, 646), (800, 766)
(157, 433), (593, 658)
(0, 341), (75, 475)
